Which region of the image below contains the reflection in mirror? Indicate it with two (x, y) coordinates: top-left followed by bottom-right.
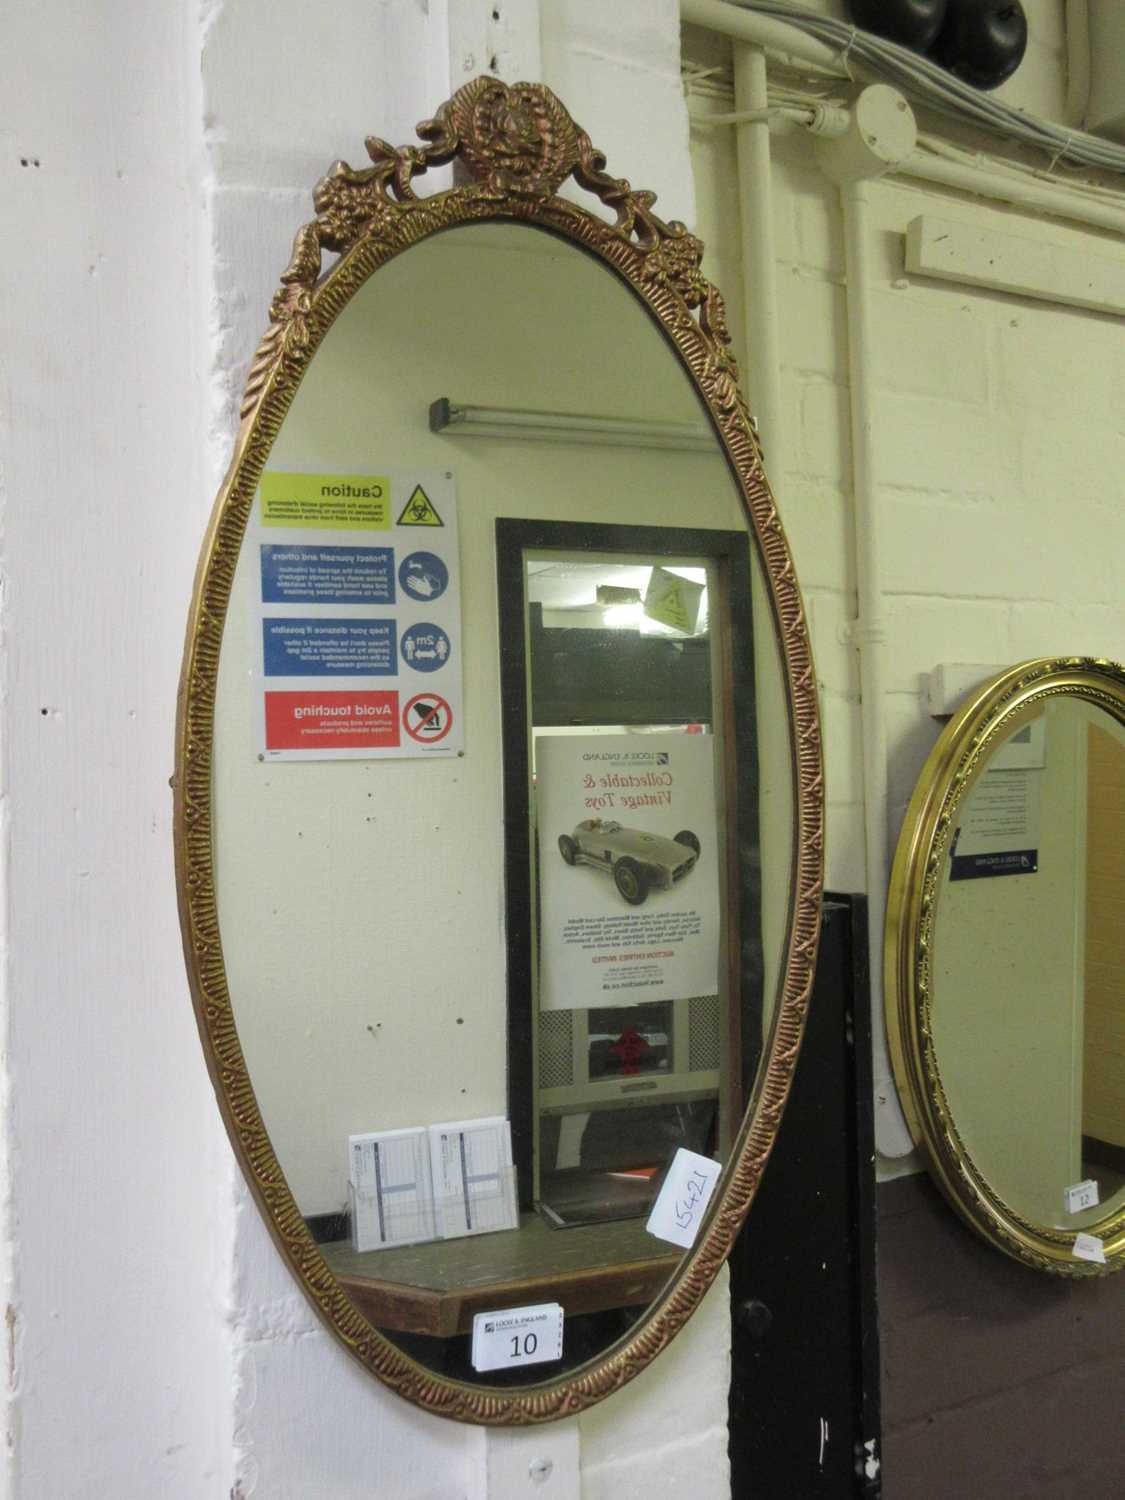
(933, 698), (1125, 1231)
(887, 658), (1125, 1275)
(209, 220), (796, 1375)
(502, 529), (757, 1231)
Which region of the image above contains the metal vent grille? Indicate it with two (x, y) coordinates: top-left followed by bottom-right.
(539, 1010), (574, 1089)
(688, 994), (721, 1072)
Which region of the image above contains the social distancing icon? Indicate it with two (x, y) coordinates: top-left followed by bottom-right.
(397, 485), (444, 527)
(401, 623), (450, 672)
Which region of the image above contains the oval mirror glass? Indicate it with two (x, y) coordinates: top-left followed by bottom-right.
(886, 657), (1125, 1275)
(176, 80), (823, 1421)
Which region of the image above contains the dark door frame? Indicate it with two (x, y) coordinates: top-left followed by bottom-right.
(729, 893), (882, 1497)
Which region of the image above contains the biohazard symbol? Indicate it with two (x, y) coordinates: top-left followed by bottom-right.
(645, 575), (692, 632)
(660, 585), (687, 627)
(396, 485), (444, 527)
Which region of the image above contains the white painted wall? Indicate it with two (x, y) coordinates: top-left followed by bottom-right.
(0, 2), (236, 1496)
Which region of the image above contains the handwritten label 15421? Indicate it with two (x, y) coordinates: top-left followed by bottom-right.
(645, 1148), (722, 1249)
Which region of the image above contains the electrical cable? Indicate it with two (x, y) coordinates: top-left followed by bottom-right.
(725, 1), (1125, 176)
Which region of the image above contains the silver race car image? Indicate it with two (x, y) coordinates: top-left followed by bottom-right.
(558, 819), (701, 905)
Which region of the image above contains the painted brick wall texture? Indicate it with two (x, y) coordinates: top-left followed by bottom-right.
(688, 32), (1125, 1500)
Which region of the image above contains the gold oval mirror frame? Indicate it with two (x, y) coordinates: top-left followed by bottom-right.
(174, 79), (824, 1422)
(886, 656), (1125, 1277)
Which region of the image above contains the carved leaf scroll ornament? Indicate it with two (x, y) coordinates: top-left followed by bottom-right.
(242, 77), (728, 422)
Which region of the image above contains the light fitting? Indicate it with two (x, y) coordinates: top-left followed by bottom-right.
(429, 398), (714, 452)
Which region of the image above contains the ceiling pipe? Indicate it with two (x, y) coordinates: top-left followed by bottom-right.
(898, 152), (1125, 238)
(730, 42), (793, 1029)
(814, 87), (920, 1159)
(1064, 0), (1091, 129)
(681, 0), (845, 72)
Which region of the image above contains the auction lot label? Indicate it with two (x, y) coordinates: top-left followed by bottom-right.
(253, 471), (462, 760)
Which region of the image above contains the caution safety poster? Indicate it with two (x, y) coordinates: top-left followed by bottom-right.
(251, 469), (463, 760)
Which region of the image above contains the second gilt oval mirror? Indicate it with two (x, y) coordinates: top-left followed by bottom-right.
(175, 80), (823, 1422)
(886, 657), (1125, 1277)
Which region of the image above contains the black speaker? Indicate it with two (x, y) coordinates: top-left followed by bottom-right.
(931, 0), (1028, 91)
(847, 0), (948, 53)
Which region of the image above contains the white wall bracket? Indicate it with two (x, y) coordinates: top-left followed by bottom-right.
(927, 662), (1009, 718)
(906, 213), (1125, 319)
(467, 1421), (581, 1500)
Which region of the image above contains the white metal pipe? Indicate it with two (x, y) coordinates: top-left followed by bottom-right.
(696, 101), (851, 136)
(1065, 0), (1091, 129)
(837, 178), (913, 1156)
(731, 42), (791, 1033)
(733, 45), (785, 475)
(681, 0), (844, 74)
(898, 152), (1125, 238)
(697, 105), (815, 128)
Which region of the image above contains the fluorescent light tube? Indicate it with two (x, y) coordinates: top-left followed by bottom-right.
(429, 398), (714, 453)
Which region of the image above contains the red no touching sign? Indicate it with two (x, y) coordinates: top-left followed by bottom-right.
(402, 692), (453, 743)
(265, 690), (399, 751)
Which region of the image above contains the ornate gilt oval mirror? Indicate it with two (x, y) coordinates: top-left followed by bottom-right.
(886, 657), (1125, 1276)
(175, 80), (824, 1421)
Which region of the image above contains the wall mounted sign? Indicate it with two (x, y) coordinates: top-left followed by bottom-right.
(253, 468), (462, 759)
(885, 656), (1125, 1277)
(949, 766), (1041, 879)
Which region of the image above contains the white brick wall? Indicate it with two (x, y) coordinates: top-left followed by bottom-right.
(691, 91), (1125, 909)
(689, 21), (1125, 1188)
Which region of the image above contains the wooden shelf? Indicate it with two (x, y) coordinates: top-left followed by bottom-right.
(320, 1213), (678, 1338)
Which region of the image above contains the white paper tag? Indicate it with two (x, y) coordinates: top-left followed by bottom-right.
(471, 1303), (564, 1373)
(429, 1117), (518, 1241)
(1065, 1179), (1100, 1215)
(645, 1148), (722, 1249)
(348, 1127), (435, 1251)
(1073, 1232), (1107, 1265)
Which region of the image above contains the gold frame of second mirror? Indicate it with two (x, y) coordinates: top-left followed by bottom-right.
(886, 656), (1125, 1276)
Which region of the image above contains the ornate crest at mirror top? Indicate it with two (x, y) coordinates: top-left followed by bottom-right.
(175, 79), (823, 1423)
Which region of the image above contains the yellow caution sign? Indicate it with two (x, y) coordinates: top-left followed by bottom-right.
(396, 485), (444, 527)
(644, 566), (703, 634)
(260, 472), (390, 529)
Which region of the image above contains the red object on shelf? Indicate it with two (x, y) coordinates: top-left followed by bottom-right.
(609, 1026), (652, 1076)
